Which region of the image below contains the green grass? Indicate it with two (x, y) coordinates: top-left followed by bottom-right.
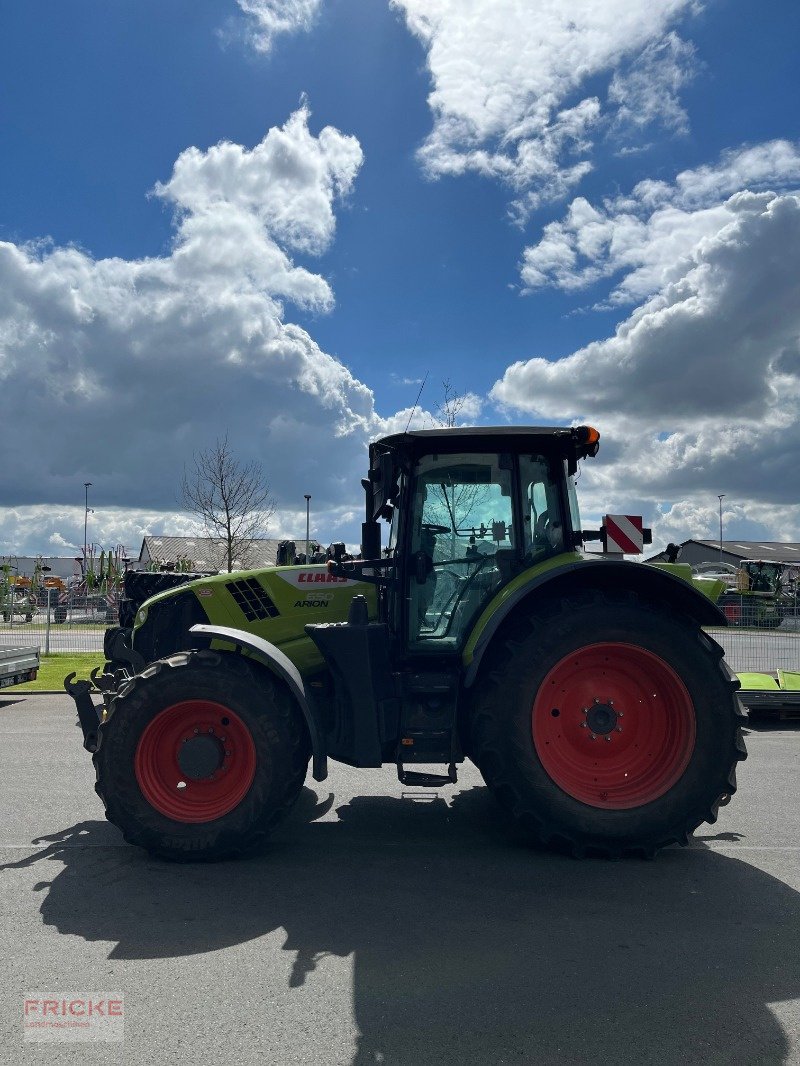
(6, 652), (104, 692)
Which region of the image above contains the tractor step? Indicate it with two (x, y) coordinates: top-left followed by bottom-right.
(396, 763), (457, 788)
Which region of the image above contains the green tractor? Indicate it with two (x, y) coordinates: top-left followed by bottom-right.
(66, 425), (745, 861)
(717, 559), (787, 629)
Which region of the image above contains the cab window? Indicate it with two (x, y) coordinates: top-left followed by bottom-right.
(520, 455), (565, 559)
(407, 453), (515, 649)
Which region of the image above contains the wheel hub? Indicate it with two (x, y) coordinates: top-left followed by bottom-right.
(584, 703), (622, 737)
(178, 733), (225, 780)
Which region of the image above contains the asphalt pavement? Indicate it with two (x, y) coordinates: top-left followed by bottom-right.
(1, 694), (799, 1065)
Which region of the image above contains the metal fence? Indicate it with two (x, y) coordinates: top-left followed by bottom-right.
(706, 617), (800, 674)
(0, 609), (107, 654)
(0, 612), (798, 677)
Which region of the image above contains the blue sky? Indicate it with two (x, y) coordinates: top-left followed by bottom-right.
(1, 0), (799, 559)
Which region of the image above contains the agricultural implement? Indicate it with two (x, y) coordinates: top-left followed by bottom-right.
(66, 425), (746, 861)
(0, 562), (35, 622)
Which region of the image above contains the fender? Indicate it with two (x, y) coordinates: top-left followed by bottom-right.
(190, 623), (327, 782)
(462, 557), (727, 689)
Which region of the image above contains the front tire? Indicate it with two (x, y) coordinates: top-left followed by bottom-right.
(468, 591), (747, 857)
(94, 650), (310, 861)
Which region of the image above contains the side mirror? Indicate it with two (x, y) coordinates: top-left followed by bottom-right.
(370, 451), (398, 521)
(361, 522), (380, 562)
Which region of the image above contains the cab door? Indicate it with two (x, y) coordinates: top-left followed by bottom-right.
(405, 452), (517, 651)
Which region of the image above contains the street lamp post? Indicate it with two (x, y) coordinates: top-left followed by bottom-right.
(717, 494), (725, 562)
(40, 563), (52, 654)
(304, 495), (311, 562)
(83, 482), (93, 575)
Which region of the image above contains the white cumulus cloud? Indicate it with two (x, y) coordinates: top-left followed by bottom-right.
(608, 31), (696, 140)
(520, 140), (800, 298)
(493, 169), (800, 544)
(0, 106), (383, 557)
(234, 0), (323, 54)
(393, 0), (697, 214)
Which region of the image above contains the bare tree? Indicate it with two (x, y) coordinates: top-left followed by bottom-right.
(181, 434), (275, 573)
(432, 378), (469, 429)
(428, 380), (489, 537)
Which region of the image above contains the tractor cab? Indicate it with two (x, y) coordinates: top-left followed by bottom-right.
(356, 425), (598, 650)
(305, 426), (601, 782)
(718, 558), (788, 628)
(738, 559), (785, 595)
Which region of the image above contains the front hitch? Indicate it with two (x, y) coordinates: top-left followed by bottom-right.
(64, 672), (103, 753)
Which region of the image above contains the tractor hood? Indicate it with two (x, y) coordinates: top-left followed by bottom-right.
(132, 565), (376, 673)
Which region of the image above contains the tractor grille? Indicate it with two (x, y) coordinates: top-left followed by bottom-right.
(226, 578), (279, 622)
(133, 590), (208, 663)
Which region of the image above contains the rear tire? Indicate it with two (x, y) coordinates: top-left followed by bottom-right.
(468, 590), (747, 857)
(93, 650), (310, 861)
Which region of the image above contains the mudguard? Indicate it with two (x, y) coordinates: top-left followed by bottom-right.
(462, 557), (728, 688)
(190, 623), (328, 781)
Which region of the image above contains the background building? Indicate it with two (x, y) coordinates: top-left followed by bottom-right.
(135, 536), (311, 572)
(648, 540), (800, 569)
(3, 556), (82, 581)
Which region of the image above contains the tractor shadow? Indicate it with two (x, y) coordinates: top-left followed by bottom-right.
(743, 715), (800, 732)
(0, 696), (29, 709)
(3, 786), (799, 1065)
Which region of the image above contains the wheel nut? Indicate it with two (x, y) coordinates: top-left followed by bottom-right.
(605, 736), (612, 742)
(590, 733), (597, 740)
(193, 728), (199, 735)
(580, 722), (587, 728)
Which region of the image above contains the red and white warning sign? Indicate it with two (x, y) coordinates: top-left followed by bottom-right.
(604, 514), (644, 554)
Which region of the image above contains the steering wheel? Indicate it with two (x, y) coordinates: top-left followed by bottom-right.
(421, 523), (449, 535)
(534, 510), (551, 546)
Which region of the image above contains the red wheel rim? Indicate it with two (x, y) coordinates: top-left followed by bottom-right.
(532, 643), (696, 809)
(135, 700), (257, 823)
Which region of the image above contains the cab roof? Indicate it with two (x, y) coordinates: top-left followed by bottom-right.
(372, 425), (600, 462)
